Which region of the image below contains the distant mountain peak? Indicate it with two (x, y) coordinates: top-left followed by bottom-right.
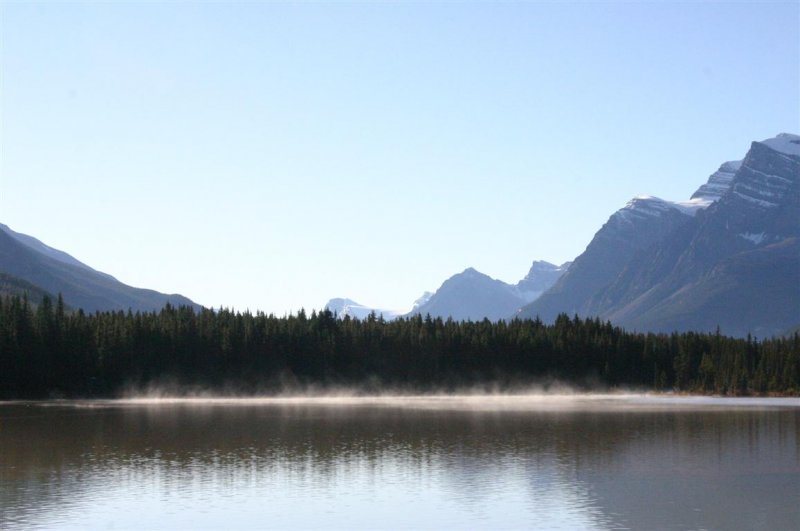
(405, 260), (569, 321)
(526, 260), (558, 272)
(519, 260), (570, 282)
(325, 298), (360, 311)
(515, 260), (571, 304)
(324, 296), (415, 321)
(332, 258), (569, 323)
(411, 291), (434, 311)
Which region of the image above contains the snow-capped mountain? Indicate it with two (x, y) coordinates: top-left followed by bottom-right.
(325, 133), (797, 335)
(323, 297), (408, 320)
(593, 133), (800, 337)
(520, 133), (800, 337)
(411, 291), (434, 311)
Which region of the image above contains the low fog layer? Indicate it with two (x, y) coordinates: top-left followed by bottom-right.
(45, 391), (800, 412)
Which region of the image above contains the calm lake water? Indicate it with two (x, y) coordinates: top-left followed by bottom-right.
(1, 395), (799, 530)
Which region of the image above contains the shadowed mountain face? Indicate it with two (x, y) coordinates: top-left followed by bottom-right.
(606, 238), (799, 338)
(519, 133), (800, 337)
(0, 272), (60, 307)
(0, 224), (200, 313)
(517, 198), (700, 323)
(596, 137), (800, 337)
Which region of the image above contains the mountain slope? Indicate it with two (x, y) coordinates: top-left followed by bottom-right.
(617, 238), (799, 337)
(516, 196), (704, 321)
(408, 268), (523, 321)
(0, 225), (200, 313)
(0, 223), (114, 279)
(595, 134), (800, 336)
(690, 160), (742, 201)
(518, 133), (798, 337)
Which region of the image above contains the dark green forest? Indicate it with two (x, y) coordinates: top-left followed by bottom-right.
(1, 294), (798, 399)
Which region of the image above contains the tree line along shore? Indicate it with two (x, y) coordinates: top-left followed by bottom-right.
(0, 295), (797, 399)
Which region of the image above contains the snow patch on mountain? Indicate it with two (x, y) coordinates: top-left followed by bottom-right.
(325, 292), (435, 321)
(615, 156), (747, 225)
(739, 232), (767, 245)
(324, 298), (406, 320)
(672, 198), (714, 215)
(515, 261), (571, 302)
(614, 195), (710, 224)
(411, 291), (434, 311)
(758, 133), (800, 158)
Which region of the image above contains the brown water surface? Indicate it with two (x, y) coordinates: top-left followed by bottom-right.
(1, 395), (798, 529)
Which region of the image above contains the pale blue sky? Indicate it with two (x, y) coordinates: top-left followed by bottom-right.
(1, 1), (798, 314)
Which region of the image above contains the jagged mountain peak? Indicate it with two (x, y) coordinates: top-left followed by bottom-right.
(411, 291), (434, 310)
(525, 260), (559, 273)
(586, 133), (800, 337)
(519, 259), (571, 283)
(517, 138), (776, 325)
(691, 160), (741, 201)
(516, 260), (571, 303)
(689, 133), (798, 204)
(725, 135), (799, 212)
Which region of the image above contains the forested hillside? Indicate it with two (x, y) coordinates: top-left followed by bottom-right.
(0, 273), (57, 307)
(0, 295), (797, 398)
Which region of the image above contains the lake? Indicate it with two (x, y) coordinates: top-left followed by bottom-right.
(1, 395), (799, 530)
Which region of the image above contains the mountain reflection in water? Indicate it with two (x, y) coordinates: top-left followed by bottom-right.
(1, 395), (798, 530)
